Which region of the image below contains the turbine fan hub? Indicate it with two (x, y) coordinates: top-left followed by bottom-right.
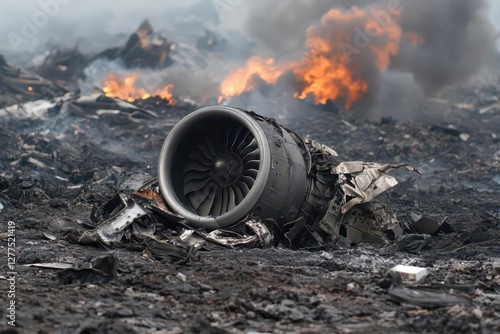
(211, 153), (243, 186)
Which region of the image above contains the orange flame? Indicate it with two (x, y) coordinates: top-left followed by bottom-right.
(220, 6), (405, 109)
(102, 73), (176, 105)
(404, 32), (425, 46)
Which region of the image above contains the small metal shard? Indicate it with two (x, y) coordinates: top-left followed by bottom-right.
(388, 286), (472, 308)
(201, 218), (273, 248)
(23, 263), (73, 269)
(57, 254), (119, 285)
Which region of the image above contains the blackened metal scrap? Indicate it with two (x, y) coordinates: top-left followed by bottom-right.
(343, 205), (392, 244)
(410, 213), (452, 235)
(388, 286), (472, 308)
(381, 270), (473, 308)
(32, 48), (90, 91)
(93, 19), (173, 69)
(396, 234), (431, 254)
(198, 217), (274, 248)
(78, 193), (150, 245)
(76, 183), (273, 259)
(132, 179), (184, 224)
(282, 136), (419, 248)
(143, 236), (197, 263)
(0, 55), (66, 108)
(56, 92), (159, 120)
(58, 254), (119, 285)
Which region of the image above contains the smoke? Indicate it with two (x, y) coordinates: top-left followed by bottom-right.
(392, 0), (497, 93)
(227, 0), (497, 118)
(0, 0), (200, 58)
(0, 0), (498, 119)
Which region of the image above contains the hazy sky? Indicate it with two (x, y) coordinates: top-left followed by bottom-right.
(0, 0), (499, 55)
(490, 0), (500, 30)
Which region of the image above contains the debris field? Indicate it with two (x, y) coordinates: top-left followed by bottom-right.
(0, 84), (499, 333)
(0, 12), (499, 334)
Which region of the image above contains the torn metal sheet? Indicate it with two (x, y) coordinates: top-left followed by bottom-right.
(143, 236), (197, 263)
(200, 218), (273, 248)
(78, 193), (149, 245)
(336, 162), (421, 214)
(388, 286), (472, 308)
(132, 180), (184, 224)
(57, 254), (119, 285)
(411, 213), (452, 235)
(23, 263), (74, 269)
(397, 234), (431, 253)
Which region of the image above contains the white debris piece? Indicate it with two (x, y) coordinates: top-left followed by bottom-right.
(459, 133), (470, 141)
(391, 265), (428, 282)
(0, 99), (54, 119)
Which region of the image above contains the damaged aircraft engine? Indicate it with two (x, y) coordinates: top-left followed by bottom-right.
(157, 106), (418, 248)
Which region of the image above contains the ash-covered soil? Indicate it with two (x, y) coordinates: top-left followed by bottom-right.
(0, 102), (499, 333)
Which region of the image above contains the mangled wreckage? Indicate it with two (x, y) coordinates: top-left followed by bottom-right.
(76, 106), (420, 257)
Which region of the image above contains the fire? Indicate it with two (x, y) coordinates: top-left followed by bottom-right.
(404, 32), (425, 46)
(220, 57), (293, 98)
(220, 6), (405, 109)
(102, 73), (176, 104)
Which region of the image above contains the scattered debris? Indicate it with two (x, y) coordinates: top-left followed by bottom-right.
(42, 232), (57, 241)
(94, 20), (173, 69)
(410, 213), (452, 235)
(0, 55), (66, 108)
(57, 254), (119, 284)
(383, 271), (473, 308)
(388, 286), (473, 308)
(23, 263), (73, 269)
(32, 48), (90, 91)
(397, 234), (431, 254)
(78, 193), (150, 245)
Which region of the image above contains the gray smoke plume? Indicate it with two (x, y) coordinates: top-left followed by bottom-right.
(392, 0), (497, 93)
(0, 0), (497, 119)
(228, 0), (497, 118)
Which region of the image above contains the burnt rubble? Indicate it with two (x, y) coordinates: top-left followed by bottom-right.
(1, 81), (499, 332)
(0, 22), (499, 334)
(32, 48), (90, 91)
(0, 55), (66, 108)
(94, 19), (174, 69)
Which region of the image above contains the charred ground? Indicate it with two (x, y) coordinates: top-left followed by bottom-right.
(0, 94), (499, 333)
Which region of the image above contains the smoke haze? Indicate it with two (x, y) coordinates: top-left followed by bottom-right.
(0, 0), (498, 119)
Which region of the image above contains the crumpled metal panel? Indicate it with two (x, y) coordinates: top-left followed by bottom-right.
(336, 162), (420, 214)
(78, 193), (149, 245)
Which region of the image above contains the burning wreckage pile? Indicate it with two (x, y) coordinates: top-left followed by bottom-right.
(76, 106), (421, 253)
(1, 6), (500, 334)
